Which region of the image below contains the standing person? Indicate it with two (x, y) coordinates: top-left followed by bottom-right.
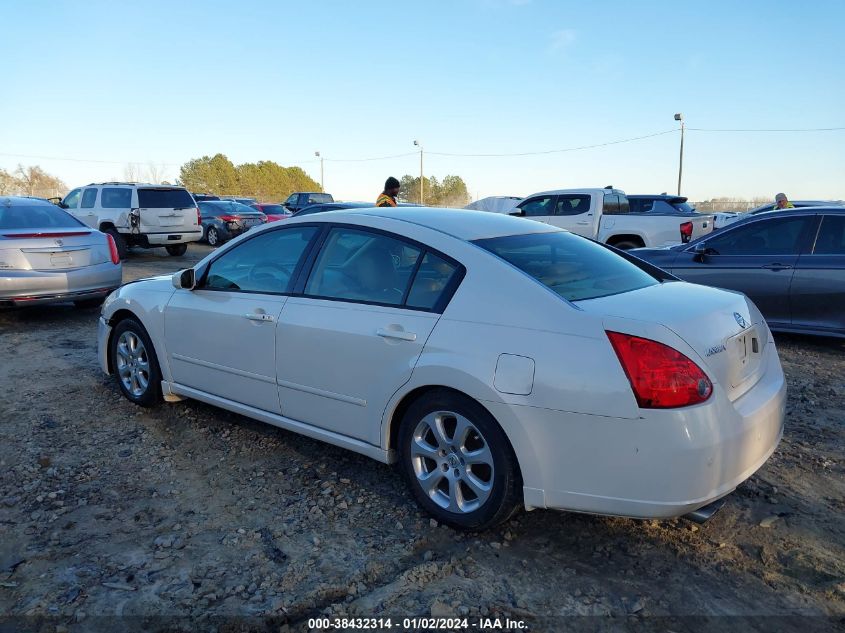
(376, 177), (400, 207)
(774, 193), (794, 210)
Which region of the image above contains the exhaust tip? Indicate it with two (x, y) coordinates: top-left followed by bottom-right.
(683, 497), (727, 524)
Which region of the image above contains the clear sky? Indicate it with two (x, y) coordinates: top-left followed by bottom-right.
(2, 0), (843, 202)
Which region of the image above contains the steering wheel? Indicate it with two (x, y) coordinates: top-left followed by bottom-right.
(248, 261), (294, 290)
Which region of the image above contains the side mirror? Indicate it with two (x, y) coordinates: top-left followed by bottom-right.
(509, 210), (524, 216)
(172, 268), (196, 290)
(693, 242), (712, 262)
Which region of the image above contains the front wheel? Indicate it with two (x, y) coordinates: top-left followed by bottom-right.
(610, 240), (642, 251)
(166, 244), (188, 256)
(109, 318), (162, 407)
(398, 389), (521, 530)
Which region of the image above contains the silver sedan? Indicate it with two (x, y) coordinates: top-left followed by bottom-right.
(0, 196), (122, 308)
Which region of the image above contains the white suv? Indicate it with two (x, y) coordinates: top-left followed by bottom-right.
(61, 183), (202, 258)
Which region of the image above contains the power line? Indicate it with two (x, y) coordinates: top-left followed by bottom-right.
(324, 151), (418, 163)
(688, 126), (845, 132)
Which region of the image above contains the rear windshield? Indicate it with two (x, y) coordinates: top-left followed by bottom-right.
(137, 188), (195, 209)
(260, 204), (286, 214)
(673, 201), (696, 213)
(0, 203), (84, 230)
(201, 201), (258, 216)
(308, 193), (333, 204)
(474, 231), (658, 301)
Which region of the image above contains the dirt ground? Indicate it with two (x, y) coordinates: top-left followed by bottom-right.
(1, 244), (843, 633)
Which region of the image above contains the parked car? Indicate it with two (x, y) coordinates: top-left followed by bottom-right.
(198, 200), (267, 246)
(98, 207), (785, 530)
(510, 188), (712, 249)
(714, 200), (845, 229)
(631, 207), (845, 338)
(293, 202), (374, 217)
(0, 196), (122, 307)
(283, 191), (334, 213)
(627, 194), (699, 215)
(219, 196), (258, 206)
(192, 193), (220, 202)
(60, 182), (201, 259)
(251, 203), (292, 222)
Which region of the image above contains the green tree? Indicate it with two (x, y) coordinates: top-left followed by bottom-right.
(179, 154), (239, 195)
(398, 174), (470, 207)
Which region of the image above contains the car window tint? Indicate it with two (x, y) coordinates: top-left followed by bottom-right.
(63, 189), (81, 209)
(204, 227), (318, 293)
(81, 188), (98, 209)
(137, 188), (194, 208)
(554, 195), (591, 216)
(638, 200), (655, 213)
(518, 195), (555, 217)
(813, 216), (845, 255)
(705, 217), (811, 255)
(101, 188), (132, 209)
(305, 228), (422, 306)
(603, 195), (619, 214)
(475, 231), (658, 302)
(406, 253), (459, 310)
(0, 203), (84, 229)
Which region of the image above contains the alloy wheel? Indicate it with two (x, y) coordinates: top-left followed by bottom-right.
(115, 331), (151, 397)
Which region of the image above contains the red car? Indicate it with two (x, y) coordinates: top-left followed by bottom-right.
(251, 203), (292, 223)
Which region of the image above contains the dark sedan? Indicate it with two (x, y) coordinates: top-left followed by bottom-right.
(631, 207), (845, 338)
(292, 201), (375, 217)
(198, 201), (267, 247)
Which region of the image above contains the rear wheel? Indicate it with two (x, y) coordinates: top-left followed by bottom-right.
(105, 228), (128, 260)
(206, 226), (220, 247)
(610, 240), (642, 250)
(109, 318), (162, 407)
(398, 389), (521, 530)
(165, 244), (188, 256)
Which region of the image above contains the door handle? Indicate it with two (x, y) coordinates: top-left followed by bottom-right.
(376, 328), (417, 342)
(576, 221), (590, 225)
(761, 264), (792, 271)
(244, 313), (275, 322)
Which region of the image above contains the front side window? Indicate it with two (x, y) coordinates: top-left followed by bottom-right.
(475, 231), (658, 302)
(101, 188), (132, 209)
(813, 216), (845, 255)
(305, 228), (422, 306)
(703, 216), (812, 255)
(81, 188), (98, 209)
(517, 195), (556, 217)
(203, 226), (318, 293)
(62, 189), (81, 209)
(554, 195), (591, 216)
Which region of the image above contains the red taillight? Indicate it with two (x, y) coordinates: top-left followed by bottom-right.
(196, 207), (201, 226)
(606, 331), (712, 409)
(219, 215), (238, 222)
(2, 231), (91, 238)
(106, 234), (120, 265)
(680, 221), (693, 243)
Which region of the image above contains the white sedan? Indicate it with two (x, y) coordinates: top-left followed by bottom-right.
(98, 207), (785, 530)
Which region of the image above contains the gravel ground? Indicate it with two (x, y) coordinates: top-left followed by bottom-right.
(1, 244), (843, 632)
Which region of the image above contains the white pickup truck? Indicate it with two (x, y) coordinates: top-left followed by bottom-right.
(508, 188), (712, 249)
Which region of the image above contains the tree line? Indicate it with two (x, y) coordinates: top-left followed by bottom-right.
(398, 174), (470, 207)
(0, 165), (68, 199)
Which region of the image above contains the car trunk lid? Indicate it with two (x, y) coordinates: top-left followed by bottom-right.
(576, 281), (767, 401)
(0, 230), (104, 270)
(136, 187), (198, 231)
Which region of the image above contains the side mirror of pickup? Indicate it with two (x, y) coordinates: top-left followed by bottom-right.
(172, 268), (196, 290)
(509, 210), (525, 217)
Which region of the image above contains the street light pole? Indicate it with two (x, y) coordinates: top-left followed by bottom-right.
(674, 113), (684, 196)
(414, 140), (423, 205)
(314, 151), (324, 192)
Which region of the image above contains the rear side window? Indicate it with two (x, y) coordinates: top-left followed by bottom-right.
(554, 195), (591, 216)
(101, 188), (132, 209)
(81, 188), (98, 209)
(474, 231), (658, 301)
(406, 253), (459, 309)
(0, 203), (84, 229)
(137, 188), (195, 209)
(813, 216), (845, 255)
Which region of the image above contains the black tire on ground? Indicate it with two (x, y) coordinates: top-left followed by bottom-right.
(165, 244), (188, 257)
(74, 297), (105, 309)
(610, 240), (643, 251)
(398, 389), (522, 531)
(105, 227), (128, 260)
(206, 226), (220, 247)
(109, 318), (162, 408)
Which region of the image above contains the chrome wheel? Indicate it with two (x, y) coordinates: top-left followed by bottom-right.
(116, 331), (151, 398)
(207, 227), (219, 246)
(410, 410), (494, 514)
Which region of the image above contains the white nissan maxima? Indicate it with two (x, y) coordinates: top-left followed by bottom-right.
(98, 207), (785, 530)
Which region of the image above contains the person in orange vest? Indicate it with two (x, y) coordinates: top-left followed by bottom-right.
(376, 177), (400, 207)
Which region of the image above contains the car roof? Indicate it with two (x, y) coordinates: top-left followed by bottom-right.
(1, 196), (57, 207)
(526, 188), (624, 197)
(292, 206), (560, 241)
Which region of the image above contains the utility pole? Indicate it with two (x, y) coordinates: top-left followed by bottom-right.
(674, 113), (684, 196)
(414, 140), (423, 205)
(314, 151), (324, 192)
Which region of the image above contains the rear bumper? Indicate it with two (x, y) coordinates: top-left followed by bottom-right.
(488, 344), (786, 519)
(141, 230), (202, 246)
(0, 263), (122, 307)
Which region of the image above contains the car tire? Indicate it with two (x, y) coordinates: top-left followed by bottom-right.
(206, 226), (220, 247)
(74, 297), (105, 309)
(610, 240), (643, 251)
(165, 244), (188, 257)
(109, 318), (162, 408)
(105, 228), (128, 260)
(398, 389), (521, 531)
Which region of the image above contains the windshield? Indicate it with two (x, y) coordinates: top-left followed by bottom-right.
(260, 204), (286, 214)
(137, 188), (195, 209)
(0, 202), (85, 230)
(474, 231), (658, 301)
